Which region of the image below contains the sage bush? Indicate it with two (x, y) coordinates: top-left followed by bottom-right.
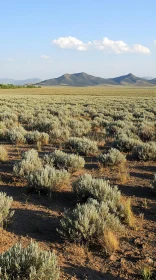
(0, 240), (60, 280)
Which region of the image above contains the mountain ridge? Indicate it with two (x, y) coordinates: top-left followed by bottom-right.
(36, 72), (156, 87)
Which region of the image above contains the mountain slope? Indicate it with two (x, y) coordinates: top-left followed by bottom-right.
(36, 72), (156, 87)
(37, 72), (118, 87)
(0, 78), (41, 85)
(111, 73), (151, 86)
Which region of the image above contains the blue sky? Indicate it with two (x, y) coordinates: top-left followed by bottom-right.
(0, 0), (155, 79)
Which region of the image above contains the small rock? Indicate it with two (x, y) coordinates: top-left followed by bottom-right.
(109, 254), (117, 261)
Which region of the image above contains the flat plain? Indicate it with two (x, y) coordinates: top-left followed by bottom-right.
(0, 87), (156, 279)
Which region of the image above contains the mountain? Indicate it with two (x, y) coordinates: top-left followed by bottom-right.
(36, 72), (156, 87)
(0, 78), (41, 85)
(37, 72), (117, 87)
(110, 73), (155, 86)
(149, 78), (156, 85)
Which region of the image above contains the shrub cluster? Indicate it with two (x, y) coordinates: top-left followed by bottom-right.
(132, 142), (156, 161)
(26, 131), (49, 145)
(114, 134), (141, 152)
(7, 127), (26, 145)
(27, 165), (70, 191)
(68, 137), (98, 155)
(60, 198), (122, 246)
(59, 174), (133, 252)
(0, 240), (60, 280)
(0, 192), (14, 226)
(98, 148), (126, 167)
(44, 150), (85, 172)
(13, 149), (42, 177)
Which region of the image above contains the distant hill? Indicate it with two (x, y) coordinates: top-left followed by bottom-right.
(0, 78), (41, 85)
(36, 72), (156, 87)
(149, 78), (156, 85)
(37, 72), (116, 87)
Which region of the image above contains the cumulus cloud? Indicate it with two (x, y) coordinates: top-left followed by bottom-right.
(132, 44), (150, 54)
(53, 36), (88, 51)
(52, 36), (150, 54)
(91, 38), (130, 53)
(41, 55), (51, 60)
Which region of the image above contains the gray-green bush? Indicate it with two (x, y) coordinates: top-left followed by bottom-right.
(0, 240), (60, 280)
(0, 192), (14, 226)
(98, 148), (126, 167)
(44, 150), (85, 172)
(59, 198), (122, 245)
(26, 165), (70, 191)
(13, 149), (42, 177)
(68, 137), (98, 155)
(132, 142), (156, 161)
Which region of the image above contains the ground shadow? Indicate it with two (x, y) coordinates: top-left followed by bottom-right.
(118, 183), (154, 199)
(64, 264), (125, 280)
(7, 208), (63, 244)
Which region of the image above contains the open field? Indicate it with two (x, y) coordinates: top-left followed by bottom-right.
(0, 86), (156, 97)
(0, 88), (156, 279)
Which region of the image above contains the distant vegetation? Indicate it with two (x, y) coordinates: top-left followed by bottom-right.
(0, 84), (41, 89)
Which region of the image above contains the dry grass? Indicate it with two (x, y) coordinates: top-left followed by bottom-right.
(0, 146), (8, 162)
(121, 198), (135, 228)
(118, 163), (130, 184)
(103, 231), (119, 254)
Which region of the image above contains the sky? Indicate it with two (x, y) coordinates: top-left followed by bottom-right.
(0, 0), (156, 80)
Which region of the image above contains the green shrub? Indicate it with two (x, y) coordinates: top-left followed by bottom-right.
(0, 192), (14, 226)
(8, 127), (26, 144)
(13, 149), (42, 177)
(132, 142), (156, 161)
(0, 240), (60, 280)
(26, 165), (70, 191)
(137, 121), (155, 142)
(44, 150), (85, 172)
(68, 137), (98, 155)
(26, 131), (49, 145)
(0, 146), (8, 162)
(68, 119), (91, 137)
(98, 148), (126, 167)
(72, 174), (125, 218)
(49, 127), (70, 143)
(59, 198), (122, 247)
(114, 134), (141, 152)
(0, 122), (7, 140)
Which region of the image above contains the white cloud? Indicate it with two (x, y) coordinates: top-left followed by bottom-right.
(92, 37), (130, 53)
(41, 55), (51, 60)
(53, 36), (88, 51)
(132, 44), (150, 54)
(7, 58), (14, 61)
(52, 36), (150, 54)
(154, 40), (156, 45)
